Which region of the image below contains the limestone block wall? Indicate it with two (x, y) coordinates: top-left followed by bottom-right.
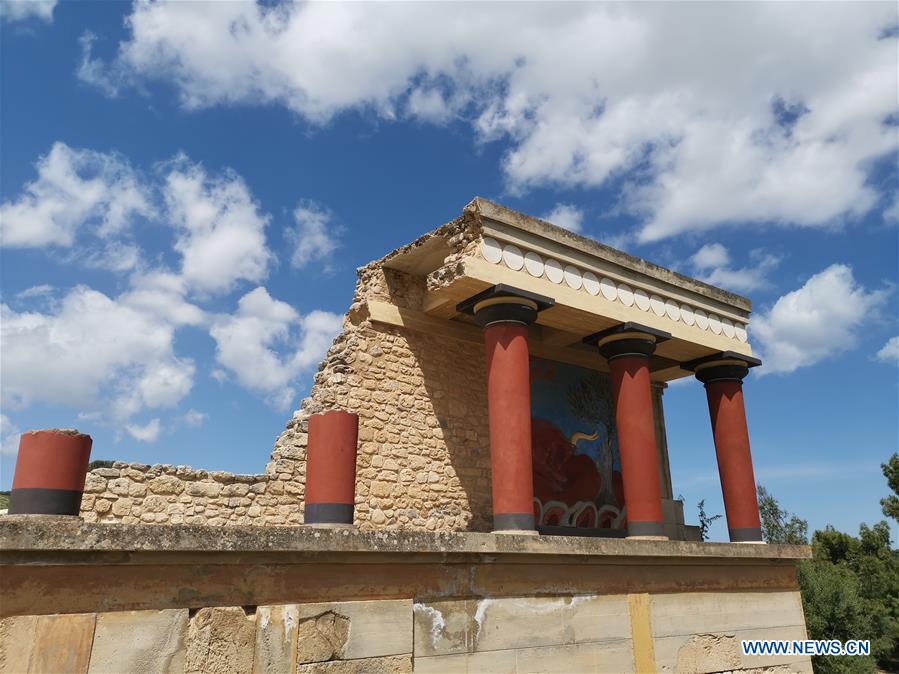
(0, 522), (815, 673)
(0, 592), (813, 674)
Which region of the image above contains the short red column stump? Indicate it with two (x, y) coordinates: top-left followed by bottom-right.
(304, 410), (359, 526)
(10, 429), (93, 516)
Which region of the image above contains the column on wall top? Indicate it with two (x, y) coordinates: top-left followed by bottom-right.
(583, 322), (671, 539)
(457, 284), (554, 534)
(683, 351), (764, 543)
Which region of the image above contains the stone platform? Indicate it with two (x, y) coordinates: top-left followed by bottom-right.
(1, 519), (812, 673)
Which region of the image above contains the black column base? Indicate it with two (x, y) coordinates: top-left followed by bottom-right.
(626, 520), (666, 537)
(9, 488), (83, 516)
(304, 502), (354, 525)
(729, 527), (764, 542)
(493, 513), (536, 531)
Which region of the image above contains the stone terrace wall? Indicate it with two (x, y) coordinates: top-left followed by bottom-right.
(81, 216), (493, 530)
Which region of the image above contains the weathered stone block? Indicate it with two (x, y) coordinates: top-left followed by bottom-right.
(254, 605), (298, 674)
(413, 595), (629, 657)
(88, 609), (187, 673)
(83, 473), (108, 494)
(148, 475), (184, 495)
(296, 600), (412, 662)
(186, 607), (255, 674)
(31, 613), (96, 674)
(0, 615), (36, 673)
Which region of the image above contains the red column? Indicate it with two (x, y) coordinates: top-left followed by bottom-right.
(10, 429), (92, 516)
(305, 410), (359, 526)
(589, 325), (669, 539)
(699, 363), (762, 542)
(608, 354), (666, 538)
(484, 322), (536, 532)
(459, 286), (553, 533)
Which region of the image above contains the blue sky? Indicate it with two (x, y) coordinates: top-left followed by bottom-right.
(1, 1), (897, 542)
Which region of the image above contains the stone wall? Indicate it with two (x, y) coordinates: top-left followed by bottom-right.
(0, 521), (814, 674)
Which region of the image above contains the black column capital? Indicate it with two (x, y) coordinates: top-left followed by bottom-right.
(584, 322), (671, 361)
(457, 284), (554, 328)
(683, 351), (761, 385)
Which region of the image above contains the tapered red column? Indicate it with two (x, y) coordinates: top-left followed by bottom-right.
(458, 284), (554, 533)
(305, 410), (359, 526)
(483, 321), (535, 531)
(587, 324), (670, 539)
(693, 356), (763, 542)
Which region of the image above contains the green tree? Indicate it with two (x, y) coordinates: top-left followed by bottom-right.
(881, 453), (899, 522)
(797, 559), (877, 674)
(812, 522), (899, 672)
(757, 483), (808, 544)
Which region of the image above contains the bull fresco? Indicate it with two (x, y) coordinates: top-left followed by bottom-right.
(530, 356), (626, 533)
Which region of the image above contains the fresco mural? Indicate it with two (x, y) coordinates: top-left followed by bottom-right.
(530, 356), (626, 533)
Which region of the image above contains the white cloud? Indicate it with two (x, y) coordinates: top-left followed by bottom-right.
(210, 287), (342, 410)
(541, 204), (584, 233)
(884, 195), (899, 223)
(121, 270), (206, 327)
(875, 336), (899, 364)
(690, 244), (781, 293)
(0, 414), (21, 456)
(691, 243), (730, 271)
(126, 418), (162, 443)
(1, 286), (195, 427)
(289, 202), (340, 269)
(77, 32), (122, 97)
(82, 3), (898, 238)
(179, 409), (207, 428)
(753, 264), (891, 375)
(162, 158), (272, 294)
(0, 142), (152, 248)
(15, 284), (54, 300)
(1, 0), (56, 23)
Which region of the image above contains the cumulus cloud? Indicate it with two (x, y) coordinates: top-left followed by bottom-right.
(179, 409), (207, 428)
(753, 264), (892, 375)
(210, 287), (342, 410)
(289, 201), (340, 269)
(1, 286), (196, 426)
(0, 414), (21, 456)
(875, 336), (899, 364)
(1, 0), (55, 23)
(163, 158), (272, 294)
(690, 244), (781, 293)
(126, 418), (162, 443)
(0, 142), (152, 248)
(691, 244), (730, 271)
(541, 204), (584, 233)
(80, 3), (898, 238)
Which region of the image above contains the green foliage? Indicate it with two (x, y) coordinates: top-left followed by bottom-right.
(798, 559), (878, 674)
(696, 498), (722, 541)
(758, 470), (899, 674)
(757, 483), (808, 544)
(87, 459), (115, 471)
(881, 453), (899, 523)
(0, 492), (9, 510)
(809, 523), (899, 672)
